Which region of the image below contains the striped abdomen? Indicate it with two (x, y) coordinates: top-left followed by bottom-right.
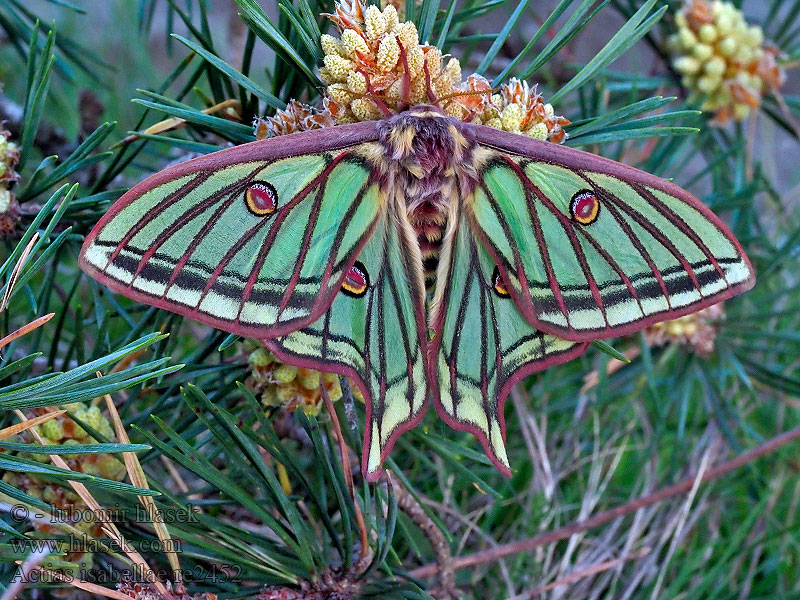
(408, 197), (448, 289)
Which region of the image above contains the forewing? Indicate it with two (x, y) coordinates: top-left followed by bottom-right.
(80, 124), (383, 338)
(430, 196), (587, 474)
(267, 196), (429, 481)
(464, 124), (755, 342)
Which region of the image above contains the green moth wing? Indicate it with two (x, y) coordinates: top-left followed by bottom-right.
(463, 126), (755, 343)
(80, 125), (383, 338)
(430, 194), (588, 474)
(80, 112), (756, 480)
(267, 193), (429, 481)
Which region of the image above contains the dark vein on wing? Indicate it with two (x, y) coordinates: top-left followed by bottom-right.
(522, 172), (609, 328)
(377, 251), (387, 445)
(481, 173), (570, 326)
(590, 191), (673, 309)
(631, 182), (727, 283)
(499, 156), (600, 327)
(134, 169), (259, 279)
(567, 223), (644, 316)
(474, 240), (491, 426)
(277, 185), (326, 316)
(110, 172), (207, 266)
(162, 171), (266, 290)
(596, 182), (703, 294)
(321, 304), (333, 358)
(316, 180), (377, 314)
(385, 231), (417, 409)
(209, 152), (343, 321)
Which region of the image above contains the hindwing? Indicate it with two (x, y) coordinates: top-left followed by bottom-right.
(430, 190), (588, 473)
(267, 192), (429, 481)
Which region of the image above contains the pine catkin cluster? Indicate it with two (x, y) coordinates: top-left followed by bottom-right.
(6, 404), (125, 482)
(245, 342), (364, 417)
(258, 0), (569, 142)
(0, 128), (20, 237)
(477, 78), (570, 142)
(319, 0), (462, 122)
(645, 304), (724, 356)
(254, 99), (338, 139)
(669, 0), (784, 123)
(0, 404), (126, 571)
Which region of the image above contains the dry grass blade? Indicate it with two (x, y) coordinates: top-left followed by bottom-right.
(0, 313), (55, 352)
(1, 233), (39, 314)
(511, 387), (555, 501)
(0, 409), (65, 441)
(11, 409), (169, 597)
(410, 424), (800, 578)
(33, 568), (131, 600)
(100, 378), (183, 583)
(648, 446), (713, 598)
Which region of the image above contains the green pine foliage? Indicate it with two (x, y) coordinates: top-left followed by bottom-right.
(0, 0), (799, 598)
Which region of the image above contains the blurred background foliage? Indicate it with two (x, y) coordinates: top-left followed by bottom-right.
(0, 0), (799, 598)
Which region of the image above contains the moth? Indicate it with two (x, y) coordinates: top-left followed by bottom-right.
(80, 105), (755, 480)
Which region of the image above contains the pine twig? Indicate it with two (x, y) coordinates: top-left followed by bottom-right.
(409, 425), (800, 578)
(386, 471), (456, 599)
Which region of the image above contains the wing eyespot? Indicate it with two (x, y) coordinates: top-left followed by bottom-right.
(492, 266), (511, 298)
(570, 190), (600, 225)
(245, 181), (278, 216)
(341, 261), (369, 298)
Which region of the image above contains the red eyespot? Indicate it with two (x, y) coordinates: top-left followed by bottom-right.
(492, 266), (510, 298)
(341, 262), (369, 298)
(570, 190), (600, 225)
(245, 182), (278, 216)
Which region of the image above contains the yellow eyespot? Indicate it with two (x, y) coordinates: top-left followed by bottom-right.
(492, 267), (510, 298)
(570, 190), (600, 225)
(341, 262), (369, 298)
(245, 182), (278, 216)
